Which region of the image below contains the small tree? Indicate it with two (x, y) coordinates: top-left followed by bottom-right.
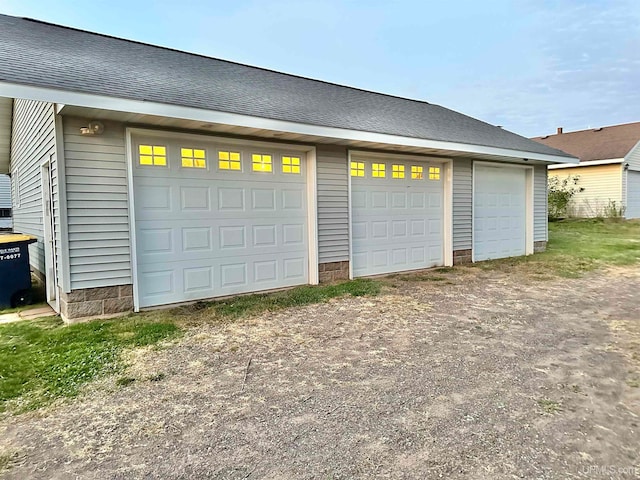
(548, 175), (584, 220)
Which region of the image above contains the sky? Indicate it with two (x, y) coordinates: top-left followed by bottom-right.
(0, 0), (638, 138)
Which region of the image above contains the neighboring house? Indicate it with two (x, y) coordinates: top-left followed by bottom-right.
(0, 174), (11, 230)
(0, 15), (575, 321)
(532, 124), (640, 218)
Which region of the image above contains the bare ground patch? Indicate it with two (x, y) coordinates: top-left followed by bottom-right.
(1, 266), (639, 479)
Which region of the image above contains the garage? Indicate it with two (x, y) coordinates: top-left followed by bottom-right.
(473, 164), (530, 261)
(627, 170), (640, 219)
(350, 154), (446, 277)
(131, 132), (312, 308)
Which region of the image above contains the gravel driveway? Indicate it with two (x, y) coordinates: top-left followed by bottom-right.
(1, 265), (639, 479)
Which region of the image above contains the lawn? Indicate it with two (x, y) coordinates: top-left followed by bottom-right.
(476, 218), (640, 277)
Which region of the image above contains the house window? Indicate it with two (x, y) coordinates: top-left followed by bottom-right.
(219, 151), (241, 170)
(429, 166), (441, 180)
(392, 164), (405, 179)
(372, 163), (386, 178)
(411, 165), (423, 180)
(252, 154), (272, 172)
(0, 208), (10, 218)
(181, 148), (207, 168)
(350, 161), (365, 177)
(282, 156), (301, 174)
(139, 145), (167, 166)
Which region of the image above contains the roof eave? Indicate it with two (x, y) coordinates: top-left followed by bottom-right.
(0, 81), (576, 164)
(548, 158), (624, 169)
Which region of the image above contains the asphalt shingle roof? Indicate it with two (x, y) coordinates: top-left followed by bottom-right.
(0, 14), (573, 159)
(532, 123), (640, 162)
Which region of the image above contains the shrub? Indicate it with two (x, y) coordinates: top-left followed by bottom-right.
(548, 175), (584, 220)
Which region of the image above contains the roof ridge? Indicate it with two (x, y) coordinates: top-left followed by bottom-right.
(533, 120), (640, 138)
(14, 14), (434, 107)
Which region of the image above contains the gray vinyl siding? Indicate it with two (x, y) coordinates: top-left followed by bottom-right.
(534, 164), (548, 242)
(10, 99), (56, 274)
(63, 117), (132, 289)
(452, 158), (473, 250)
(0, 97), (11, 173)
(316, 145), (349, 263)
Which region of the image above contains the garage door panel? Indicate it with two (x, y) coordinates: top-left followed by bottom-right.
(351, 158), (444, 277)
(133, 135), (309, 308)
(474, 165), (526, 261)
(627, 171), (640, 219)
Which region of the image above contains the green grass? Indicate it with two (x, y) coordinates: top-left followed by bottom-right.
(538, 398), (563, 414)
(166, 278), (381, 322)
(0, 316), (179, 413)
(477, 219), (640, 278)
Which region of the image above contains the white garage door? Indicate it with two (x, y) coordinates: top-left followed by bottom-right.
(626, 170), (640, 219)
(351, 156), (444, 277)
(474, 164), (527, 261)
(132, 134), (309, 308)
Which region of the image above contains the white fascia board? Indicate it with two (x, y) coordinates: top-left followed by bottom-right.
(548, 158), (624, 170)
(0, 81), (576, 164)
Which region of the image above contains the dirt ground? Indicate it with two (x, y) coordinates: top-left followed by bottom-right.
(1, 265), (639, 479)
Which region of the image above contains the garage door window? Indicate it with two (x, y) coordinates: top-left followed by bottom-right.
(350, 161), (365, 177)
(139, 145), (167, 166)
(252, 154), (273, 172)
(218, 151), (241, 170)
(181, 148), (207, 168)
(429, 166), (441, 180)
(372, 163), (386, 178)
(282, 156), (301, 174)
(392, 164), (405, 179)
(411, 165), (423, 180)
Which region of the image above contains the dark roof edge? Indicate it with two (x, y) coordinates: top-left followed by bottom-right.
(18, 15), (437, 108)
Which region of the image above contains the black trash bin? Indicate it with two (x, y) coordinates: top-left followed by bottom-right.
(0, 234), (37, 308)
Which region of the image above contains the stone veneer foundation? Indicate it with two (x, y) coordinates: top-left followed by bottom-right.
(59, 285), (134, 321)
(453, 249), (473, 265)
(318, 261), (350, 282)
(534, 241), (547, 253)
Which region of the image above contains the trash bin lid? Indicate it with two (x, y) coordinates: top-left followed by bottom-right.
(0, 234), (38, 245)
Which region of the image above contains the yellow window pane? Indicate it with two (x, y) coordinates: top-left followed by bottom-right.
(219, 151), (230, 160)
(139, 145), (152, 155)
(411, 166), (423, 179)
(182, 158), (194, 167)
(230, 152), (240, 161)
(154, 156), (167, 166)
(372, 163), (385, 178)
(219, 160), (230, 170)
(195, 158), (206, 168)
(194, 149), (206, 159)
(140, 155), (153, 165)
(292, 165), (300, 174)
(252, 154), (261, 162)
(263, 155), (272, 163)
(181, 148), (193, 157)
(283, 165), (292, 173)
(231, 162), (241, 170)
(153, 146), (166, 155)
(292, 157), (300, 165)
(283, 156), (290, 164)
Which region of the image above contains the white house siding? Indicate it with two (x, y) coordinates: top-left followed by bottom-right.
(316, 145), (349, 264)
(549, 164), (623, 217)
(10, 99), (56, 274)
(534, 164), (548, 242)
(626, 141), (640, 171)
(63, 117), (132, 290)
(0, 174), (11, 229)
(452, 158), (472, 251)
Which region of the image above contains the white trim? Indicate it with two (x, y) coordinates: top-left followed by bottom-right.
(548, 158), (624, 169)
(348, 150), (453, 272)
(40, 157), (59, 312)
(0, 81), (576, 164)
(306, 147), (319, 285)
(472, 161), (535, 262)
(126, 127), (318, 310)
(124, 129), (139, 311)
(347, 150), (354, 280)
(54, 114), (72, 293)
